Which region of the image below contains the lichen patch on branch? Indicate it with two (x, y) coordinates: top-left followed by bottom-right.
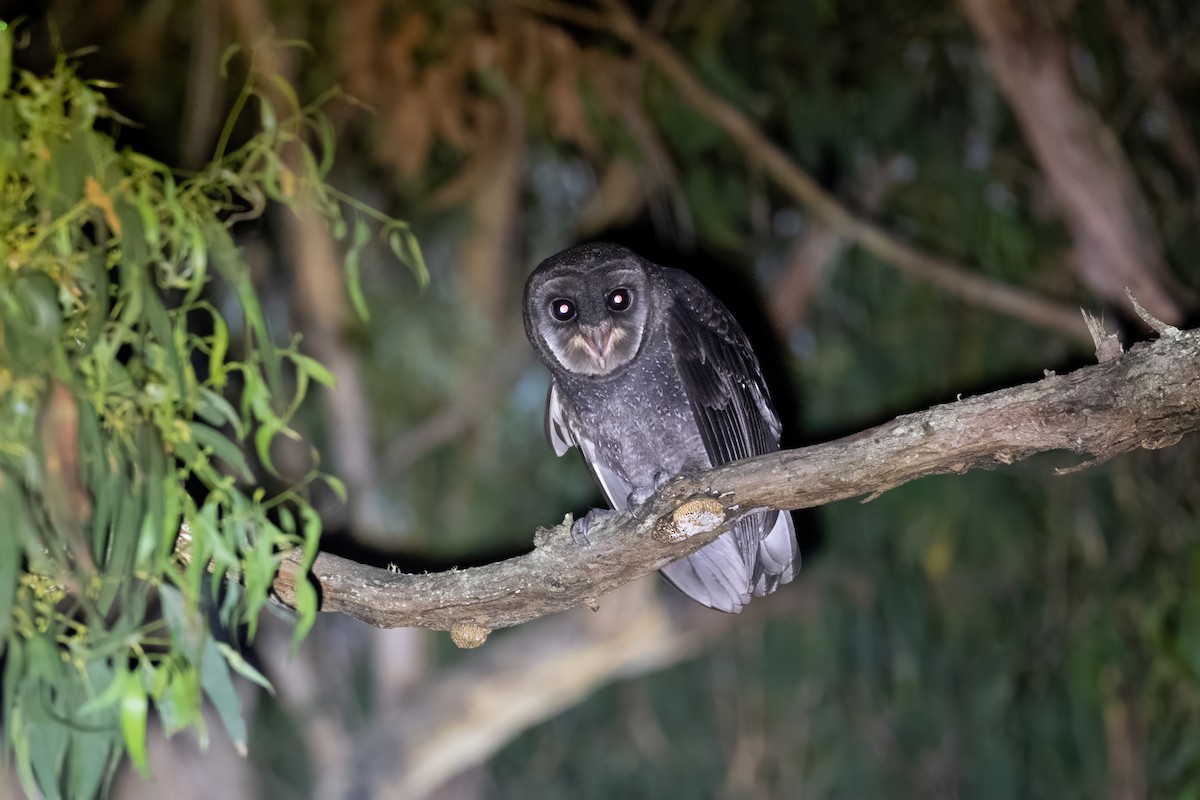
(654, 497), (727, 543)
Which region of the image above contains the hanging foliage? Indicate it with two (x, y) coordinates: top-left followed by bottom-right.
(0, 27), (424, 799)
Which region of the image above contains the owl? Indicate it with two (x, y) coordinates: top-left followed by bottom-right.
(523, 242), (799, 612)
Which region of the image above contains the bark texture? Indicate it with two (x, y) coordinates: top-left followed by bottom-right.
(272, 325), (1200, 636)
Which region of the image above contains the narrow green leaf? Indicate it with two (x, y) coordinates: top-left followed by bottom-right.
(215, 643), (274, 694)
(209, 230), (282, 395)
(253, 416), (288, 476)
(157, 583), (202, 661)
(77, 666), (128, 718)
(9, 702), (36, 800)
(200, 638), (247, 754)
(82, 250), (110, 349)
(172, 437), (221, 488)
(97, 481), (140, 612)
(0, 472), (21, 648)
(87, 444), (121, 565)
(314, 112), (336, 176)
(291, 504), (323, 650)
(290, 351), (336, 388)
(218, 580), (243, 632)
(0, 18), (11, 91)
(182, 225), (208, 305)
(141, 283), (187, 400)
(3, 635), (23, 741)
(157, 471), (181, 569)
(265, 73), (302, 116)
(115, 198), (149, 274)
(195, 387), (242, 437)
(259, 94), (277, 136)
(158, 666), (203, 741)
(138, 429), (167, 569)
(320, 473), (348, 503)
(385, 224), (429, 288)
(190, 422), (253, 482)
(119, 670), (150, 777)
(135, 185), (161, 253)
(29, 710), (67, 800)
(69, 661), (120, 800)
(206, 306), (229, 389)
(345, 218), (371, 321)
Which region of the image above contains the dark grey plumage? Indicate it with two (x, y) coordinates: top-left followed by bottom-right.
(523, 242), (799, 612)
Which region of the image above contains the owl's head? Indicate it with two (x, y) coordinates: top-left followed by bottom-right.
(523, 242), (653, 377)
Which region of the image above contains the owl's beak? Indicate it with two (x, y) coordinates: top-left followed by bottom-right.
(578, 323), (616, 370)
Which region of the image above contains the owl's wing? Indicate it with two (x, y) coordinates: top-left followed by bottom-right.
(545, 380), (576, 457)
(662, 269), (781, 472)
(545, 379), (634, 510)
(661, 269), (798, 608)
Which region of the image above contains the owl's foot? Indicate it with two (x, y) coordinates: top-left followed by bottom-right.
(570, 507), (617, 546)
(626, 471), (673, 510)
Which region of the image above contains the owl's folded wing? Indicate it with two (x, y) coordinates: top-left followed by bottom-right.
(662, 271), (781, 470)
(662, 269), (799, 595)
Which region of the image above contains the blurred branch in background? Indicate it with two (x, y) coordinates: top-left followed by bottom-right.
(356, 580), (810, 798)
(1106, 0), (1200, 220)
(179, 0), (224, 169)
(383, 331), (530, 478)
(221, 0), (394, 538)
(960, 0), (1197, 325)
(517, 0), (1093, 342)
(275, 322), (1200, 633)
(768, 154), (912, 334)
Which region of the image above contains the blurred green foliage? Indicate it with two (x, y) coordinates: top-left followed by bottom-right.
(495, 450), (1200, 798)
(0, 29), (423, 799)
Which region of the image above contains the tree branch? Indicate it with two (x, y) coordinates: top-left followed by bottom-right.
(273, 325), (1200, 638)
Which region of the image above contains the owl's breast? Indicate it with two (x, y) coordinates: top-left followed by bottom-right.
(561, 337), (708, 496)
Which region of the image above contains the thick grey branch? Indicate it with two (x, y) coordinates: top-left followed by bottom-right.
(273, 326), (1200, 636)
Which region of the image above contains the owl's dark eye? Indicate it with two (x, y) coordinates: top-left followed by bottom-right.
(550, 298), (577, 322)
(606, 287), (632, 312)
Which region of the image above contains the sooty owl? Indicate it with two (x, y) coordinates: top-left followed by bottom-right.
(522, 242), (799, 613)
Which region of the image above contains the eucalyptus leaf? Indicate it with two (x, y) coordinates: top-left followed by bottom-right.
(215, 642), (274, 694)
(201, 638), (247, 753)
(119, 670), (150, 777)
(189, 421), (254, 482)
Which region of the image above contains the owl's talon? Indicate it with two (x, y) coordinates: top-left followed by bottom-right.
(626, 488), (652, 508)
(570, 508), (616, 546)
(627, 471), (674, 509)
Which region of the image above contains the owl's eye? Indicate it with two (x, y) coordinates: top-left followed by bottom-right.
(550, 298), (577, 322)
(606, 287), (632, 312)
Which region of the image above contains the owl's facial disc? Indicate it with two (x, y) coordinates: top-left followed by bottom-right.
(526, 257), (650, 378)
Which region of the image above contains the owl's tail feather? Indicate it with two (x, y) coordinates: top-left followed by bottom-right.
(751, 509), (800, 596)
(659, 509), (800, 612)
(659, 536), (753, 613)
